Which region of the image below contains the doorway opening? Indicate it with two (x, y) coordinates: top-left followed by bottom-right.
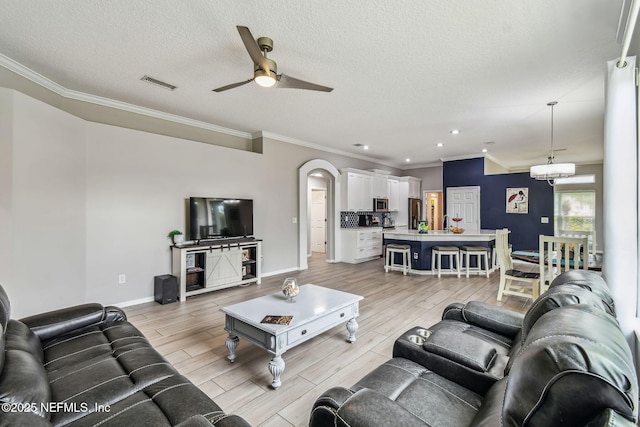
(309, 173), (328, 255)
(298, 159), (341, 271)
(425, 191), (443, 230)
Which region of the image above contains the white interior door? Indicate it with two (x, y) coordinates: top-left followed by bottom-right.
(311, 189), (327, 253)
(446, 186), (480, 233)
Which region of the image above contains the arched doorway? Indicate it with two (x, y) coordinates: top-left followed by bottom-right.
(298, 160), (341, 270)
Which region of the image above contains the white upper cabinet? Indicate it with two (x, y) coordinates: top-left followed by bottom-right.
(341, 169), (420, 213)
(372, 173), (389, 198)
(387, 178), (400, 211)
(408, 177), (422, 199)
(341, 169), (374, 211)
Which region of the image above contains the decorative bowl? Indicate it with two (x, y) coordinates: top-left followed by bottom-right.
(450, 227), (465, 234)
(282, 278), (300, 303)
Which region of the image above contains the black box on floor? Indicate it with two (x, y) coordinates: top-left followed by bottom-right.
(154, 274), (177, 305)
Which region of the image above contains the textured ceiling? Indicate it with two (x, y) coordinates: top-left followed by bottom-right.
(0, 1), (626, 169)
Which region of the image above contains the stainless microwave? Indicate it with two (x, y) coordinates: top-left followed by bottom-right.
(373, 198), (389, 212)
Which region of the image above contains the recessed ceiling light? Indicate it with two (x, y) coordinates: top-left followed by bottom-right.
(450, 129), (460, 135)
(363, 145), (369, 150)
(405, 158), (411, 162)
(436, 142), (444, 147)
(482, 148), (488, 153)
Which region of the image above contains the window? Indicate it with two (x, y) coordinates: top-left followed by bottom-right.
(554, 190), (595, 235)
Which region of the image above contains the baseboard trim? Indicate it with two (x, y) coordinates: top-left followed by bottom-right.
(263, 267), (300, 277)
(115, 296), (155, 308)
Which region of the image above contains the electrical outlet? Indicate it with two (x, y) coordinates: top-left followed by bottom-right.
(413, 252), (419, 259)
(292, 217), (297, 224)
(118, 274), (126, 284)
(541, 217), (549, 224)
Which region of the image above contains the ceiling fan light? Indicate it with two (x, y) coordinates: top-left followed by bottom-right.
(530, 163), (575, 180)
(254, 70), (276, 87)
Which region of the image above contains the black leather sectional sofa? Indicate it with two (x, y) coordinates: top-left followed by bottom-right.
(310, 271), (639, 426)
(0, 284), (251, 427)
(2, 271), (636, 427)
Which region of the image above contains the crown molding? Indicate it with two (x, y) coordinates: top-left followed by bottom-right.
(0, 53), (252, 140)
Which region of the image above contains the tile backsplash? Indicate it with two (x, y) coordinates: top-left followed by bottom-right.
(341, 211), (384, 228)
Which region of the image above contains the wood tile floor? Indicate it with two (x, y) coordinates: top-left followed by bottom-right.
(125, 254), (535, 427)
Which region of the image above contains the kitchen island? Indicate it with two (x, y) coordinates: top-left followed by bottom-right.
(383, 228), (497, 274)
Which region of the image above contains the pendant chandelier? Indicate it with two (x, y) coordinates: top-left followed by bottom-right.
(530, 101), (575, 185)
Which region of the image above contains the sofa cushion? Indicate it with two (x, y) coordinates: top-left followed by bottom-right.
(503, 304), (637, 426)
(5, 320), (43, 362)
(351, 357), (483, 426)
(0, 349), (51, 419)
(37, 320), (232, 427)
(549, 270), (615, 315)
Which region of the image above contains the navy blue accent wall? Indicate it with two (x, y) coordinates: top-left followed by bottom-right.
(443, 158), (554, 251)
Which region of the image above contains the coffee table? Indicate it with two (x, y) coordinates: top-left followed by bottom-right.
(221, 284), (363, 389)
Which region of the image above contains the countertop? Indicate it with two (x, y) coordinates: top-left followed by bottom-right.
(341, 226), (383, 231)
(383, 228), (496, 241)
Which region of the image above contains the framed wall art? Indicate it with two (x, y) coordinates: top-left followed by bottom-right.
(506, 187), (528, 214)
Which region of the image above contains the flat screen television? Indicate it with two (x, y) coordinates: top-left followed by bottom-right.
(189, 197), (253, 241)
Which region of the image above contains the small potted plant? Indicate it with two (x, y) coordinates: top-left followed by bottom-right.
(168, 230), (184, 245)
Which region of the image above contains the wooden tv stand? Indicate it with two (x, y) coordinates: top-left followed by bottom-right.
(171, 238), (262, 301)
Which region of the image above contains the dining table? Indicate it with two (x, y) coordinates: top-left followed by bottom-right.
(511, 250), (602, 272)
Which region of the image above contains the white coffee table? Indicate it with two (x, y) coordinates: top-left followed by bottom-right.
(221, 284), (363, 389)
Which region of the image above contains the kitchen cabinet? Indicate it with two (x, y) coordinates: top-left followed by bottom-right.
(408, 177), (422, 199)
(372, 173), (389, 198)
(341, 228), (383, 263)
(341, 169), (373, 211)
(387, 178), (400, 211)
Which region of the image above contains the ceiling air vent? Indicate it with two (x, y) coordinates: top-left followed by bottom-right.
(140, 75), (177, 91)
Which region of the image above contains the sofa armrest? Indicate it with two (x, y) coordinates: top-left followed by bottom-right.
(173, 414), (252, 427)
(210, 414), (253, 427)
(310, 388), (428, 427)
(19, 303), (127, 341)
(442, 303), (465, 321)
(459, 301), (523, 338)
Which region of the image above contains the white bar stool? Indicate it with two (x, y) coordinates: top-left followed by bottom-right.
(431, 246), (461, 278)
(460, 245), (490, 278)
(385, 244), (411, 275)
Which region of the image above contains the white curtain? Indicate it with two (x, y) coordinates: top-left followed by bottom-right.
(603, 56), (638, 352)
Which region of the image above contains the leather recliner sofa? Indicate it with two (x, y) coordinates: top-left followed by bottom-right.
(0, 284), (252, 427)
(310, 271), (638, 426)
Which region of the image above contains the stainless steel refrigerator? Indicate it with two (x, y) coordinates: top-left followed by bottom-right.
(408, 198), (421, 229)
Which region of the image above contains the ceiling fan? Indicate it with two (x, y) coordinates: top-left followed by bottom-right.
(213, 26), (333, 93)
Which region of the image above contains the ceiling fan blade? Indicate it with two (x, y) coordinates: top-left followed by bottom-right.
(212, 78), (253, 92)
(236, 26), (270, 75)
(277, 74), (333, 92)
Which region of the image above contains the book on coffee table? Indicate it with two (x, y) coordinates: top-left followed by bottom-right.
(261, 315), (294, 325)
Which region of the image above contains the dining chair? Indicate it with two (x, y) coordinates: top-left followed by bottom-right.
(558, 229), (597, 256)
(496, 229), (541, 301)
(539, 235), (589, 294)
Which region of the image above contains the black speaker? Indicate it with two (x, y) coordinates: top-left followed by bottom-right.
(154, 275), (177, 305)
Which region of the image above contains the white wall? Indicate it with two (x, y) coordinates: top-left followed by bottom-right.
(1, 89), (401, 317)
(404, 166), (443, 191)
(2, 89), (87, 315)
(0, 89), (13, 299)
